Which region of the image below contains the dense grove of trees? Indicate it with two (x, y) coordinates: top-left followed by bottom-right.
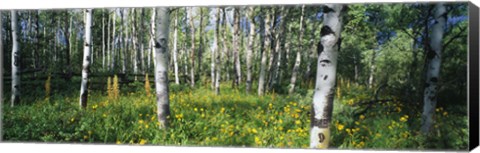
(1, 3), (468, 148)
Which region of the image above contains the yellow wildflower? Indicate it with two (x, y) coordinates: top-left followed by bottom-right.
(359, 115), (365, 120)
(337, 124), (345, 131)
(139, 139), (147, 145)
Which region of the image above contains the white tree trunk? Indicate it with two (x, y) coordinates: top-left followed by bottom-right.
(107, 10), (111, 71)
(102, 10), (106, 69)
(421, 3), (446, 134)
(215, 8), (222, 95)
(289, 5), (305, 95)
(368, 49), (376, 88)
(154, 7), (171, 129)
(150, 8), (156, 71)
(233, 8), (242, 87)
(173, 10), (180, 84)
(189, 7), (196, 87)
(258, 8), (271, 96)
(211, 8), (218, 89)
(111, 9), (117, 71)
(79, 9), (93, 108)
(11, 10), (20, 107)
(122, 9), (128, 74)
(310, 4), (344, 149)
(246, 6), (255, 93)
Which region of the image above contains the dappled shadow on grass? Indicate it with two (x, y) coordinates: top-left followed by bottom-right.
(2, 82), (468, 150)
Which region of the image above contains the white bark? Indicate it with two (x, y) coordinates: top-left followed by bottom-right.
(173, 10), (180, 84)
(421, 3), (446, 134)
(233, 7), (242, 87)
(246, 6), (255, 93)
(150, 8), (156, 71)
(288, 5), (305, 95)
(215, 8), (222, 95)
(107, 10), (111, 71)
(310, 4), (343, 149)
(154, 7), (171, 129)
(102, 10), (106, 69)
(79, 9), (93, 108)
(111, 9), (117, 71)
(189, 7), (196, 87)
(258, 8), (271, 96)
(11, 10), (20, 107)
(211, 8), (218, 89)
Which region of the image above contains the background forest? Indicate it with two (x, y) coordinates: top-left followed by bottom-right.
(1, 2), (469, 150)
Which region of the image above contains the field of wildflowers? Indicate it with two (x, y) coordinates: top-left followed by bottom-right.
(2, 76), (469, 150)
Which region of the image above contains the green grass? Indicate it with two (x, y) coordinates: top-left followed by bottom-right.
(2, 80), (469, 150)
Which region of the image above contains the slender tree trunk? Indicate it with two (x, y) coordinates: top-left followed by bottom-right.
(222, 8), (230, 83)
(198, 8), (204, 73)
(11, 10), (20, 107)
(132, 8), (140, 78)
(140, 9), (145, 74)
(79, 9), (93, 109)
(107, 10), (111, 71)
(258, 8), (271, 96)
(173, 10), (180, 84)
(189, 7), (196, 87)
(154, 7), (171, 129)
(246, 6), (255, 93)
(233, 7), (242, 88)
(112, 9), (117, 72)
(310, 4), (344, 149)
(289, 5), (305, 95)
(368, 49), (376, 88)
(64, 11), (71, 76)
(102, 10), (106, 69)
(122, 9), (128, 74)
(33, 11), (40, 75)
(268, 7), (286, 91)
(211, 8), (218, 89)
(215, 8), (222, 95)
(421, 3), (446, 134)
(150, 8), (156, 72)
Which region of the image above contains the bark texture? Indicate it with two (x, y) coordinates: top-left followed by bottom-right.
(421, 3), (446, 134)
(11, 10), (20, 107)
(154, 8), (171, 129)
(79, 9), (93, 109)
(310, 4), (344, 149)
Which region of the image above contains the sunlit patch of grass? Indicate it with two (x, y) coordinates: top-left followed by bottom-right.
(2, 82), (468, 150)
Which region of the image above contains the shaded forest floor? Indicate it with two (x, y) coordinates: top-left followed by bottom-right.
(1, 77), (469, 150)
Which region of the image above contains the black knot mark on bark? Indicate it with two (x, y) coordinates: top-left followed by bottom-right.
(319, 60), (331, 67)
(312, 118), (330, 128)
(318, 133), (326, 143)
(13, 52), (20, 66)
(14, 85), (19, 90)
(320, 26), (334, 37)
(440, 12), (448, 20)
(317, 42), (324, 56)
(430, 77), (438, 83)
(323, 75), (328, 80)
(427, 50), (437, 60)
(337, 37), (342, 49)
(85, 43), (90, 47)
(322, 6), (335, 14)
